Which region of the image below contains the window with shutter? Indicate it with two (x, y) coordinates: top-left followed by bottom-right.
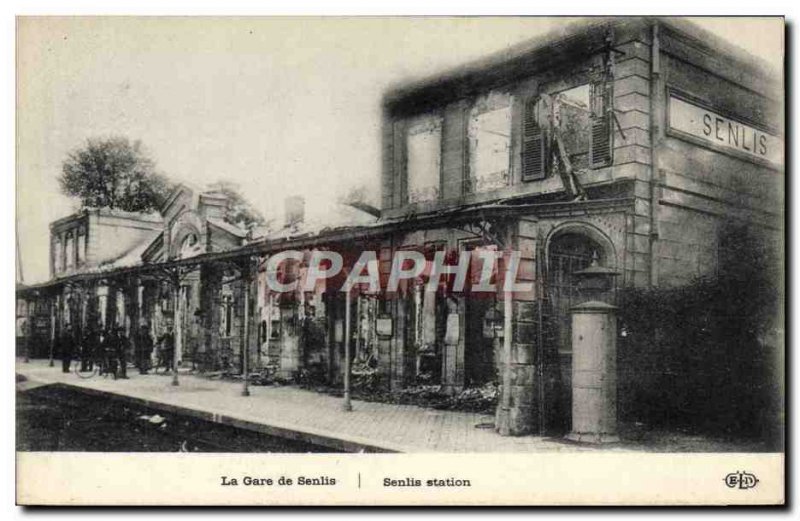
(522, 97), (546, 181)
(555, 84), (592, 170)
(589, 81), (613, 168)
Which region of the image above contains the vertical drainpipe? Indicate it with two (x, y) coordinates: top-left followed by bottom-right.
(649, 22), (661, 288)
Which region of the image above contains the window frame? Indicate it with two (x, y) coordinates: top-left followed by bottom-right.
(405, 112), (444, 205)
(64, 232), (75, 270)
(466, 91), (514, 194)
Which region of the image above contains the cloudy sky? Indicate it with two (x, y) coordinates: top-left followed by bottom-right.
(16, 17), (783, 283)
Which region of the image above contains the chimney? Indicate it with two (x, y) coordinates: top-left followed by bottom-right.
(199, 192), (229, 221)
(285, 196), (305, 228)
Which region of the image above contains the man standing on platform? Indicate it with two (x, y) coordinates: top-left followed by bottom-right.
(116, 326), (130, 379)
(101, 327), (117, 379)
(80, 325), (98, 371)
(59, 324), (75, 373)
(136, 324), (154, 375)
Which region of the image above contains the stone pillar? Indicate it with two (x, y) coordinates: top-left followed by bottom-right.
(97, 285), (108, 330)
(565, 301), (619, 443)
(200, 264), (222, 371)
(496, 217), (540, 436)
(127, 279), (140, 360)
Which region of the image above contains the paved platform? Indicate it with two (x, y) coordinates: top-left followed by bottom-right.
(16, 358), (618, 453)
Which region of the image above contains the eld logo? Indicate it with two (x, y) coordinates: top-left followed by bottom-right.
(724, 471), (759, 490)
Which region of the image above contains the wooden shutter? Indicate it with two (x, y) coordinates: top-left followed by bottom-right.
(522, 97), (546, 181)
(589, 81), (613, 168)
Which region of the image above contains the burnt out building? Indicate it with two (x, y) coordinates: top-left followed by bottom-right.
(372, 17), (783, 435)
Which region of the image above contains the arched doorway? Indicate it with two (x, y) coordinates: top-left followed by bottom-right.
(545, 227), (614, 433)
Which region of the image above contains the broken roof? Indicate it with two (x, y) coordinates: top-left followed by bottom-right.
(384, 17), (781, 117)
(262, 201), (381, 242)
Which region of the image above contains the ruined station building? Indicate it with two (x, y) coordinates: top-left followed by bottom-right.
(18, 18), (783, 438)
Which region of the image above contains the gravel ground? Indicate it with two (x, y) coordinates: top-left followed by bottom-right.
(16, 383), (340, 453)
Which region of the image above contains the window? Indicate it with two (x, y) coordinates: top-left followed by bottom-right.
(64, 233), (75, 269)
(554, 84), (592, 170)
(76, 231), (86, 265)
(468, 92), (512, 192)
(53, 238), (62, 273)
(406, 115), (442, 203)
(522, 82), (612, 182)
(522, 96), (547, 181)
(179, 233), (202, 259)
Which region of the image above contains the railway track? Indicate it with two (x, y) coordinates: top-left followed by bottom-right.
(17, 383), (335, 453)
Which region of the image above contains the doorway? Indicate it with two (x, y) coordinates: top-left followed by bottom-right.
(547, 232), (605, 432)
(464, 296), (498, 388)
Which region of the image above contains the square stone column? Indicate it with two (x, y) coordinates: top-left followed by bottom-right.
(496, 217), (542, 436)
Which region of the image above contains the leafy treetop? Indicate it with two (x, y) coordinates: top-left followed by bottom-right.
(59, 137), (174, 213)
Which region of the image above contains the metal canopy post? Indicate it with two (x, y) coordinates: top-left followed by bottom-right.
(171, 280), (180, 387)
(240, 256), (252, 397)
(342, 283), (353, 412)
(48, 291), (56, 367)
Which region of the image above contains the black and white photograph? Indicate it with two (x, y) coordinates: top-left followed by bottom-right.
(12, 14), (785, 506)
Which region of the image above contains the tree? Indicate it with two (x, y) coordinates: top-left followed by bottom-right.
(205, 180), (267, 228)
(59, 137), (174, 212)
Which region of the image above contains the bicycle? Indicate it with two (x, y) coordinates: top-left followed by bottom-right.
(72, 350), (100, 379)
(73, 348), (121, 379)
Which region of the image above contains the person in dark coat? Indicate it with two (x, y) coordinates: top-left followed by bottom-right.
(116, 326), (129, 379)
(60, 324), (75, 373)
(101, 327), (118, 379)
(81, 326), (98, 371)
(136, 324), (154, 374)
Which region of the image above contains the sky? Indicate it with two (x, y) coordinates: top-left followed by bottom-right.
(16, 16), (784, 284)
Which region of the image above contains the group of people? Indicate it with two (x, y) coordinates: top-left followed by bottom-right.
(56, 323), (176, 379)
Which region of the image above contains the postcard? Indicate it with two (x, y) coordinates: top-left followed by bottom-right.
(15, 15), (785, 506)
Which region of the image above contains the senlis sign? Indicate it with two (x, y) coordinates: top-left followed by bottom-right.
(668, 95), (783, 168)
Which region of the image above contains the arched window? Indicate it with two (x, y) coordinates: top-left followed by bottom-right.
(179, 232), (202, 259)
